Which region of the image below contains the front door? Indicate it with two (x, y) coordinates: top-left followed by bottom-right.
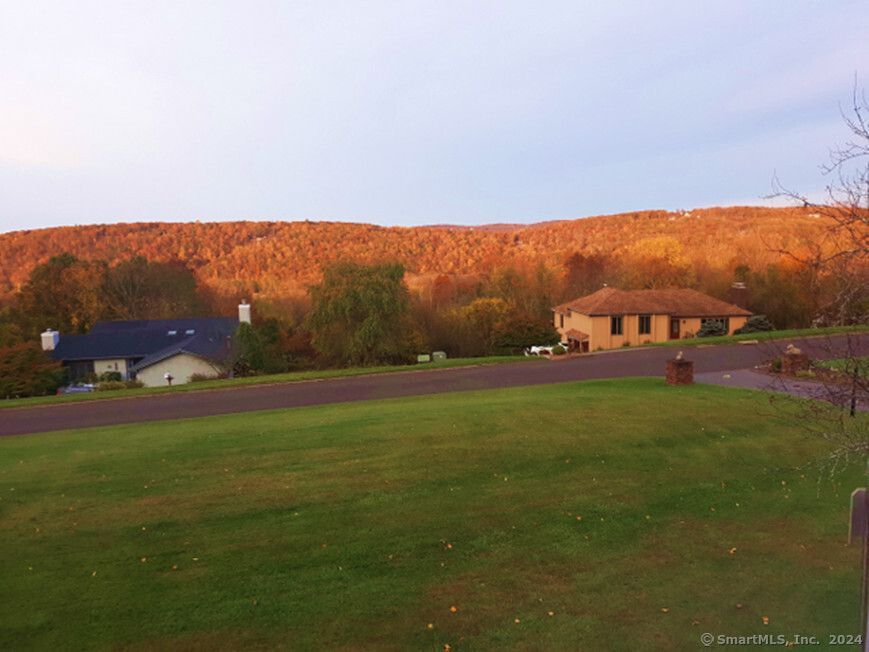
(669, 318), (680, 340)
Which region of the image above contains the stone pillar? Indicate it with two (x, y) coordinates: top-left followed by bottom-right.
(666, 359), (694, 386)
(782, 351), (809, 375)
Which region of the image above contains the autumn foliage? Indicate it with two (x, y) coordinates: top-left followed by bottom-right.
(0, 206), (835, 306)
(0, 206), (862, 370)
(0, 342), (64, 398)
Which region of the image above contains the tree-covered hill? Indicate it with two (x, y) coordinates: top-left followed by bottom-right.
(0, 206), (826, 303)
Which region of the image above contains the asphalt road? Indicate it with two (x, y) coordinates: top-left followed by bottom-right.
(3, 334), (867, 436)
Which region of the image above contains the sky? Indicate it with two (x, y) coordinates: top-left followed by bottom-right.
(1, 1), (868, 234)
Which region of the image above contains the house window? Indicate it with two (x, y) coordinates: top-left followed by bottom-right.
(167, 330), (177, 336)
(185, 329), (195, 335)
(638, 315), (651, 335)
(559, 314), (564, 329)
(610, 316), (623, 335)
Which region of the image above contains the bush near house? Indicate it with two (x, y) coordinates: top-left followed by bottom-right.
(696, 320), (728, 338)
(734, 315), (775, 334)
(96, 381), (127, 392)
(187, 373), (216, 383)
(95, 379), (145, 392)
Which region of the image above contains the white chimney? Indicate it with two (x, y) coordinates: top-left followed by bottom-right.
(238, 300), (251, 325)
(41, 328), (59, 351)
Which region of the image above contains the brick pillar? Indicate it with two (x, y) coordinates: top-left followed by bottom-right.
(666, 359), (694, 386)
(782, 351), (809, 375)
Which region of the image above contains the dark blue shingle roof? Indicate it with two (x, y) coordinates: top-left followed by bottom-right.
(50, 317), (238, 368)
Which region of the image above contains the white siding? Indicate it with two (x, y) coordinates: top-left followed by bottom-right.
(94, 359), (130, 380)
(136, 353), (221, 387)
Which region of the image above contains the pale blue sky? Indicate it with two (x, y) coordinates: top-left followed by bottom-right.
(1, 1), (867, 233)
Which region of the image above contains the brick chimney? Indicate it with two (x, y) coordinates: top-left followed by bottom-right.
(41, 328), (59, 351)
(729, 282), (748, 309)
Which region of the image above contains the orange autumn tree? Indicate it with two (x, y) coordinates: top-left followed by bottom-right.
(619, 236), (696, 289)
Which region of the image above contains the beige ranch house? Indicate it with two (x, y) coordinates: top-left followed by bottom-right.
(553, 287), (751, 352)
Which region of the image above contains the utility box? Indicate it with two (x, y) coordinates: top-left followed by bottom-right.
(417, 354), (431, 363)
(432, 351), (447, 362)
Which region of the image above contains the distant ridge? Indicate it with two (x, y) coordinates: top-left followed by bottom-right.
(425, 220), (570, 233)
(424, 223), (527, 233)
(0, 205), (829, 303)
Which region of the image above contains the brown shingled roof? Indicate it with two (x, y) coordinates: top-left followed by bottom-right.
(553, 287), (752, 317)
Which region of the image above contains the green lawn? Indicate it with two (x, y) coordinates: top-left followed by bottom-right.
(0, 379), (864, 651)
(643, 324), (869, 348)
(815, 356), (869, 379)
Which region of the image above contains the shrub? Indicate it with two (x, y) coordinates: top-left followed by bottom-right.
(696, 321), (728, 338)
(734, 315), (775, 334)
(551, 344), (566, 355)
(99, 371), (122, 383)
(187, 373), (216, 383)
(770, 357), (782, 372)
(795, 370), (816, 379)
(82, 371), (99, 384)
(124, 379), (144, 389)
(96, 381), (127, 392)
(621, 341), (631, 347)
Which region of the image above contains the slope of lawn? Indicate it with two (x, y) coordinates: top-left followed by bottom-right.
(0, 379), (864, 651)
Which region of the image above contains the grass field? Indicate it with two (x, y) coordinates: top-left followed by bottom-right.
(815, 357), (869, 379)
(644, 324), (869, 348)
(0, 379), (865, 651)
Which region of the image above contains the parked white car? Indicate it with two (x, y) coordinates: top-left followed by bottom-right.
(524, 344), (567, 356)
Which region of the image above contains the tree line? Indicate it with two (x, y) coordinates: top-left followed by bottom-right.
(0, 207), (837, 305)
(1, 232), (862, 398)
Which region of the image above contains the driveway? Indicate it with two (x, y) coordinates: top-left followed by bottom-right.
(3, 333), (867, 436)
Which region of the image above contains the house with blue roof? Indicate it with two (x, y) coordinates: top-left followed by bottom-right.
(41, 302), (251, 386)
